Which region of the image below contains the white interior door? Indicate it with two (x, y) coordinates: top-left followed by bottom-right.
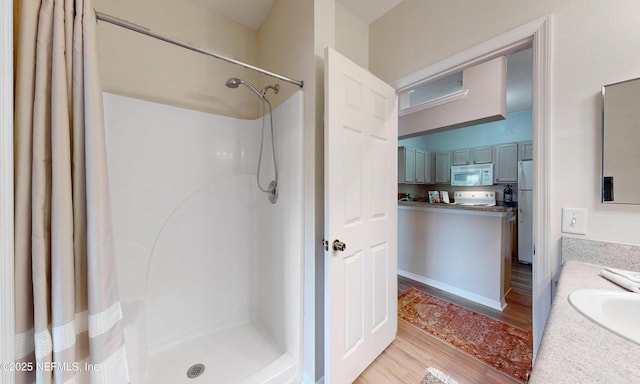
(324, 47), (398, 384)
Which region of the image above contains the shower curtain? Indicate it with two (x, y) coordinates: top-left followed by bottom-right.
(14, 0), (129, 383)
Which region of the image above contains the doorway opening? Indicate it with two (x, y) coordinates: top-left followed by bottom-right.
(359, 16), (551, 382)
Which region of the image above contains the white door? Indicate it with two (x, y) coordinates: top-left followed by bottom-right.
(324, 47), (398, 384)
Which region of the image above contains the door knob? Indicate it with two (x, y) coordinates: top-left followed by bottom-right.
(332, 239), (347, 252)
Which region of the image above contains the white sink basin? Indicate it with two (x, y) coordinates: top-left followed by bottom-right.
(568, 289), (640, 345)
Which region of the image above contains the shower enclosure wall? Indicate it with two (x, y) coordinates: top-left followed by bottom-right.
(103, 91), (303, 384)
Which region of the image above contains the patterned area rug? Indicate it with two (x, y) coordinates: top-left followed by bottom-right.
(421, 367), (459, 384)
(398, 288), (532, 383)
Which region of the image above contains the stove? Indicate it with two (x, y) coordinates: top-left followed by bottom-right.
(451, 191), (496, 206)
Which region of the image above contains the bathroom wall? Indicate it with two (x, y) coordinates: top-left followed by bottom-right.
(95, 0), (317, 120)
(257, 0), (313, 109)
(335, 3), (369, 70)
(94, 0), (260, 118)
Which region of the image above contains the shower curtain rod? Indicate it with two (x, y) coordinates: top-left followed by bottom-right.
(95, 11), (304, 88)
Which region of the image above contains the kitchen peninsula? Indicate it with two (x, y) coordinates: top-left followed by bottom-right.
(398, 201), (514, 310)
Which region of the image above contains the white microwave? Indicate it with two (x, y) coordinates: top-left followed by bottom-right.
(450, 164), (494, 186)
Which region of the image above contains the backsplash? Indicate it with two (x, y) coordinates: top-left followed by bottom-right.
(398, 183), (519, 203)
(562, 237), (640, 271)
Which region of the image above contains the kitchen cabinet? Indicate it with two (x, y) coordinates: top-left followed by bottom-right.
(398, 146), (416, 183)
(403, 142), (529, 184)
(473, 146), (493, 164)
(399, 147), (433, 184)
(453, 146), (492, 165)
(435, 152), (451, 184)
(494, 143), (518, 183)
(452, 149), (471, 165)
(520, 141), (533, 160)
(416, 150), (435, 184)
(415, 150), (426, 183)
(424, 152), (434, 184)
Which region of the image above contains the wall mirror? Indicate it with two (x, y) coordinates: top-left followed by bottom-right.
(602, 77), (640, 204)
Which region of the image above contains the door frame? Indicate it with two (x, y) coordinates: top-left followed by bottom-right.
(1, 0), (16, 382)
(392, 15), (551, 358)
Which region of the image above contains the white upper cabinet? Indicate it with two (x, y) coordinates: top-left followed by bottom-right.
(452, 149), (471, 165)
(424, 152), (434, 184)
(519, 141), (533, 161)
(452, 146), (492, 165)
(415, 150), (426, 183)
(473, 146), (493, 164)
(398, 146), (433, 184)
(398, 146), (416, 183)
(400, 142), (526, 185)
(435, 152), (451, 184)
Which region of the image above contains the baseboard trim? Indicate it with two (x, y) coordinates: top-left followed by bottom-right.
(399, 269), (506, 311)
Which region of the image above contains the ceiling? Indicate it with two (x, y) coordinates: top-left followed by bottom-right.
(337, 0), (403, 23)
(191, 0), (275, 30)
(192, 0), (401, 30)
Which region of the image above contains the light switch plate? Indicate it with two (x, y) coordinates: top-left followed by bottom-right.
(562, 207), (587, 235)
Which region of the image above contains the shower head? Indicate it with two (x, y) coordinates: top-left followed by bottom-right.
(225, 78), (242, 88)
(225, 77), (264, 100)
(225, 78), (280, 101)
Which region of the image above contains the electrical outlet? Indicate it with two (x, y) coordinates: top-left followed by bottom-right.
(561, 207), (587, 235)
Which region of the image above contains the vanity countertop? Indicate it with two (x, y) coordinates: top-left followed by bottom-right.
(529, 260), (640, 383)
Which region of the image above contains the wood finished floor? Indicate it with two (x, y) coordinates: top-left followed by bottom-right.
(354, 260), (532, 384)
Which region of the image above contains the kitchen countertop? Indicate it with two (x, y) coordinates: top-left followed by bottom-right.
(398, 200), (514, 213)
(529, 260), (640, 383)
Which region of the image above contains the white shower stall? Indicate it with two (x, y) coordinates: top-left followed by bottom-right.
(103, 91), (303, 384)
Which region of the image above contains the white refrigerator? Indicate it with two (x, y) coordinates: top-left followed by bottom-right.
(518, 160), (533, 264)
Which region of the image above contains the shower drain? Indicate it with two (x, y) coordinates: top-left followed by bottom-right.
(186, 363), (205, 379)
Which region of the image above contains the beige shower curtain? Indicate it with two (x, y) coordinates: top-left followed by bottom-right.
(14, 0), (129, 383)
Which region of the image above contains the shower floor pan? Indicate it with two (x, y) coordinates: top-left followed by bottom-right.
(145, 322), (291, 384)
